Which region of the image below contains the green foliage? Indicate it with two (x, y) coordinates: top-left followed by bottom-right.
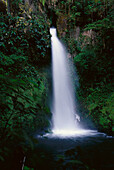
(0, 10), (51, 166)
(85, 17), (113, 31)
(40, 0), (46, 6)
(26, 14), (51, 65)
(24, 166), (34, 170)
(0, 15), (28, 55)
(10, 0), (23, 15)
(74, 49), (100, 89)
(62, 36), (81, 55)
(56, 0), (110, 28)
(74, 36), (113, 131)
(0, 55), (50, 164)
(0, 13), (50, 66)
(85, 85), (114, 131)
(74, 30), (113, 132)
(0, 70), (49, 137)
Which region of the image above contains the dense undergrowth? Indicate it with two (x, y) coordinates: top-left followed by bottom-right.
(0, 7), (51, 166)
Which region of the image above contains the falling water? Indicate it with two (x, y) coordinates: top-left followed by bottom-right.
(50, 28), (82, 136)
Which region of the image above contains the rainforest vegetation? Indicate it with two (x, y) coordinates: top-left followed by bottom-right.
(0, 0), (113, 169)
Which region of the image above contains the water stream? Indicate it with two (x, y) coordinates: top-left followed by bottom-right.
(50, 28), (96, 137)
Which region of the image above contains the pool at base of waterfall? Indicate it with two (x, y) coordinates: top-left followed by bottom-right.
(24, 132), (114, 170)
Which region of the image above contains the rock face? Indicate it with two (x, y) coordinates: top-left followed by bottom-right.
(57, 14), (68, 37)
(82, 29), (96, 45)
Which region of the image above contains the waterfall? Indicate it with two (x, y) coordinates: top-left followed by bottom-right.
(50, 28), (81, 135)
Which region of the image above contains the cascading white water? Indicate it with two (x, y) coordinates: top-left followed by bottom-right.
(37, 27), (101, 138)
(50, 28), (81, 135)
